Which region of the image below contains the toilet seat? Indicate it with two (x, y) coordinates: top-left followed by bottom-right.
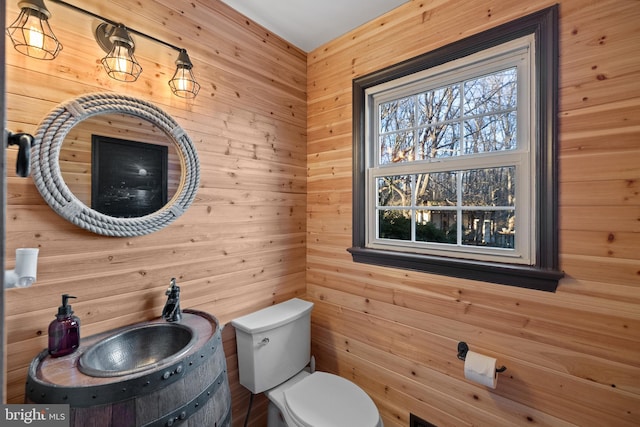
(283, 372), (380, 427)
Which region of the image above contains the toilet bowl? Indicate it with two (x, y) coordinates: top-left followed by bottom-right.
(231, 298), (383, 427)
(266, 370), (382, 427)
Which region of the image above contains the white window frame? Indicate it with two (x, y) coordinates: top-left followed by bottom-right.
(364, 36), (535, 265)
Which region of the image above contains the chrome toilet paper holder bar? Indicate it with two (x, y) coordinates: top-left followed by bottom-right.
(457, 341), (507, 373)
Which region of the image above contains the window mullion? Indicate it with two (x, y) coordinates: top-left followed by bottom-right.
(456, 170), (463, 246)
(457, 81), (464, 157)
(411, 174), (416, 242)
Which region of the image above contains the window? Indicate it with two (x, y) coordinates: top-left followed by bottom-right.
(349, 6), (563, 291)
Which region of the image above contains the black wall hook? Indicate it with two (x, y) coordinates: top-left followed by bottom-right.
(6, 130), (34, 177)
(457, 341), (469, 361)
(457, 341), (507, 374)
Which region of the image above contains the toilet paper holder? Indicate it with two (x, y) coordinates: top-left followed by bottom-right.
(457, 342), (507, 373)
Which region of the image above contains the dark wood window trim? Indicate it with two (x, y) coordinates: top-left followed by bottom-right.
(349, 5), (564, 292)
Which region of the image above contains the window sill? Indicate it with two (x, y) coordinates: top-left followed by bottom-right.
(348, 246), (563, 292)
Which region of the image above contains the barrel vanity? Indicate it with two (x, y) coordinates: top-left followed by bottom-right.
(25, 310), (231, 427)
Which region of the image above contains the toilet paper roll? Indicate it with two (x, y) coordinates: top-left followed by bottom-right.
(464, 350), (498, 388)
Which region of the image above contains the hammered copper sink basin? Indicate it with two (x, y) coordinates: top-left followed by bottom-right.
(78, 322), (197, 377)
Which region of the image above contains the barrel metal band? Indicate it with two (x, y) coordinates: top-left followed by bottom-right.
(142, 368), (230, 427)
(25, 326), (222, 407)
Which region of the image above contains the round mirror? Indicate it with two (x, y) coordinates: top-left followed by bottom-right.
(32, 93), (200, 237)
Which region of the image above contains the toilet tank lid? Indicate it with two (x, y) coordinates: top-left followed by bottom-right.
(231, 298), (314, 334)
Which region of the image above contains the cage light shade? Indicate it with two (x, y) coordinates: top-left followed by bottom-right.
(100, 25), (142, 82)
(6, 0), (62, 60)
(168, 50), (200, 98)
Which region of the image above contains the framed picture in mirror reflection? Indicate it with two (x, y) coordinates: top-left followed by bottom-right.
(91, 135), (168, 218)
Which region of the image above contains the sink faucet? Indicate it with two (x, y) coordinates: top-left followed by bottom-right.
(162, 278), (182, 322)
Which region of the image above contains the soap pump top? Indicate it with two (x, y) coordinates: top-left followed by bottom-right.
(57, 294), (76, 317)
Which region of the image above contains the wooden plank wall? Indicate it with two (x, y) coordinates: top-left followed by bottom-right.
(307, 0), (640, 426)
(4, 0), (306, 425)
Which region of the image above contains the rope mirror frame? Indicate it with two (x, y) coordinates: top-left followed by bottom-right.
(32, 92), (200, 237)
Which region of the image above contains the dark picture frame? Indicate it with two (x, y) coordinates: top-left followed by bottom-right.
(91, 135), (168, 218)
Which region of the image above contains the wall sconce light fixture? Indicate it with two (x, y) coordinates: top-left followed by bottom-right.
(95, 23), (142, 83)
(6, 0), (200, 98)
(4, 248), (39, 289)
(169, 49), (201, 99)
(5, 0), (63, 60)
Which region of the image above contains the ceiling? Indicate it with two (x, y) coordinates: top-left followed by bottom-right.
(219, 0), (410, 52)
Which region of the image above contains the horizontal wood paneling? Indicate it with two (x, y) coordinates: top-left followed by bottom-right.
(307, 0), (640, 426)
(3, 1), (305, 425)
(4, 0), (640, 425)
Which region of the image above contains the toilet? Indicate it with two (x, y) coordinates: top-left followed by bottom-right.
(231, 298), (383, 427)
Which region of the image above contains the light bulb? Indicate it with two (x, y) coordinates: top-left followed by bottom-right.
(115, 49), (128, 74)
(28, 25), (44, 49)
(176, 74), (188, 92)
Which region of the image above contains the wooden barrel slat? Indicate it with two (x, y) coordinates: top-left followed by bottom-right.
(112, 401), (136, 427)
(26, 310), (231, 427)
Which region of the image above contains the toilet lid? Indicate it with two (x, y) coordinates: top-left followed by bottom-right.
(283, 372), (379, 427)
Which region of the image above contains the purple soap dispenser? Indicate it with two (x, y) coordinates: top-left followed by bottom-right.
(48, 294), (80, 358)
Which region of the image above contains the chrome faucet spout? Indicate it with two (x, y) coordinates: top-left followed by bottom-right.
(162, 278), (182, 322)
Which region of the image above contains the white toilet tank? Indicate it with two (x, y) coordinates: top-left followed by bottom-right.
(231, 298), (314, 394)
